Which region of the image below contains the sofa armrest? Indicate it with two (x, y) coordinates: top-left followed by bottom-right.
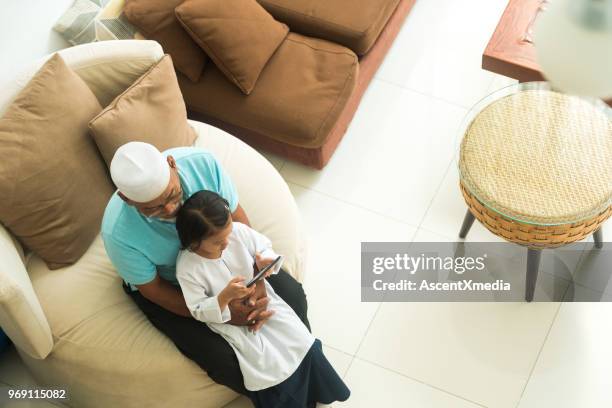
(0, 224), (53, 359)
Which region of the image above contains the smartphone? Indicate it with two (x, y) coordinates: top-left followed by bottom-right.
(245, 255), (283, 287)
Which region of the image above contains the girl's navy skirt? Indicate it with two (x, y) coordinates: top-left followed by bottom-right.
(248, 339), (350, 407)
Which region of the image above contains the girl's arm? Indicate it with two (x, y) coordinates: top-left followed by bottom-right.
(176, 256), (256, 324)
(177, 271), (231, 324)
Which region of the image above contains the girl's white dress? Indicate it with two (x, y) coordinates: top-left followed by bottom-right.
(176, 222), (315, 391)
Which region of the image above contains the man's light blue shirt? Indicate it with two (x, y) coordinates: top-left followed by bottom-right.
(101, 147), (238, 290)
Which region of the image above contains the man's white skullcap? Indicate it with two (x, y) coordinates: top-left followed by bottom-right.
(110, 142), (170, 203)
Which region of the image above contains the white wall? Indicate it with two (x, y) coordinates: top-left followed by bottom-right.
(0, 0), (73, 80)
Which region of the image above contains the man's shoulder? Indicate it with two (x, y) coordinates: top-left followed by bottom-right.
(170, 147), (229, 195)
(163, 146), (217, 166)
(101, 193), (122, 235)
(101, 193), (139, 244)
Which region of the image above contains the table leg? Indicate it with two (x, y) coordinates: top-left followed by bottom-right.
(594, 228), (603, 249)
(459, 209), (476, 239)
(525, 249), (542, 302)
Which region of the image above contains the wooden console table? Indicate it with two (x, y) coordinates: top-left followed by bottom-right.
(483, 0), (546, 82)
(483, 0), (611, 105)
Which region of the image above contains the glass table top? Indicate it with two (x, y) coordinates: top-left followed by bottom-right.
(457, 82), (612, 226)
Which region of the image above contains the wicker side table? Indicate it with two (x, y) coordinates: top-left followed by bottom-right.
(458, 83), (612, 301)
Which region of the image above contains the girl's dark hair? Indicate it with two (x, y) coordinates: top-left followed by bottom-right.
(176, 190), (231, 251)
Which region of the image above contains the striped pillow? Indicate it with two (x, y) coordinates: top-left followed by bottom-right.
(54, 0), (143, 45)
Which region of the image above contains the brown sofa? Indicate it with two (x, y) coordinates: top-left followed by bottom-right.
(130, 0), (417, 168)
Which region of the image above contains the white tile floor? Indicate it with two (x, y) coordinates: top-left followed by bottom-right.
(2, 0), (612, 407)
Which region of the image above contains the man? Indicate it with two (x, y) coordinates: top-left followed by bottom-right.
(101, 141), (310, 395)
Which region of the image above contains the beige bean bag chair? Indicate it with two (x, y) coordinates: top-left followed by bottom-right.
(0, 40), (307, 408)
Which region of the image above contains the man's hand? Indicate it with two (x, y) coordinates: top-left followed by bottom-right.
(246, 278), (267, 306)
(246, 280), (274, 332)
(227, 296), (272, 327)
(248, 306), (275, 333)
(227, 280), (273, 330)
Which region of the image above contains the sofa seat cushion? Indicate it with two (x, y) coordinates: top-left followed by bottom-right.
(179, 33), (358, 149)
(25, 234), (234, 408)
(257, 0), (400, 55)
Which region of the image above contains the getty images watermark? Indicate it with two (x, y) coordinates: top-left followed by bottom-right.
(372, 252), (511, 291)
(361, 242), (612, 302)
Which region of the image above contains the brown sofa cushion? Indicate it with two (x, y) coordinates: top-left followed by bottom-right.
(179, 33), (358, 148)
(175, 0), (289, 95)
(124, 0), (207, 82)
(89, 54), (197, 166)
(0, 54), (113, 269)
(257, 0), (401, 55)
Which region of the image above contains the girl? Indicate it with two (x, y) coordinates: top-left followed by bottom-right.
(175, 190), (350, 408)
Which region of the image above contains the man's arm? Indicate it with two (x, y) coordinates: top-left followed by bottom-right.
(136, 273), (270, 326)
(231, 203), (250, 226)
(136, 274), (191, 317)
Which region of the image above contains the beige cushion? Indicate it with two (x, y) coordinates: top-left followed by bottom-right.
(179, 33), (358, 149)
(258, 0), (401, 55)
(22, 120), (306, 407)
(175, 0), (289, 95)
(0, 54), (113, 270)
(89, 54), (197, 166)
(124, 0), (207, 82)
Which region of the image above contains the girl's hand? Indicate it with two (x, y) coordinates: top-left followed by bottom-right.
(255, 252), (276, 278)
(221, 277), (254, 301)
